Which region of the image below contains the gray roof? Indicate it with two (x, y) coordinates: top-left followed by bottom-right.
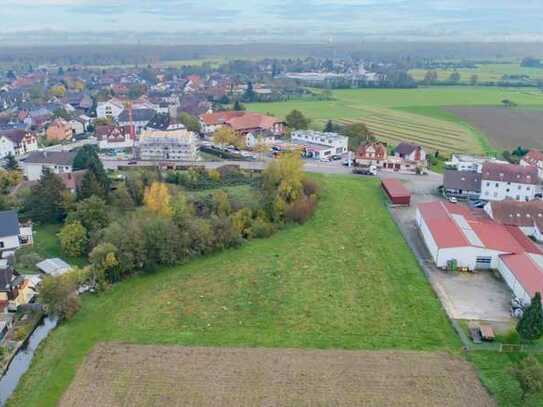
(36, 258), (71, 277)
(0, 210), (20, 238)
(24, 151), (76, 166)
(443, 170), (481, 193)
(118, 108), (156, 123)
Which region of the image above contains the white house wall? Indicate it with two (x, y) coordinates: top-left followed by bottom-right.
(497, 258), (531, 304)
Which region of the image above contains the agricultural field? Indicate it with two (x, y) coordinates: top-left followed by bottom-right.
(247, 87), (543, 156)
(446, 106), (543, 150)
(61, 344), (493, 407)
(409, 63), (543, 83)
(8, 175), (461, 406)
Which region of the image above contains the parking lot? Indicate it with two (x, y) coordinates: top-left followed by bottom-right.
(388, 172), (514, 325)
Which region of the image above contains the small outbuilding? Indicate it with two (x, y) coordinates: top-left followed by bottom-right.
(36, 258), (71, 277)
(381, 178), (411, 206)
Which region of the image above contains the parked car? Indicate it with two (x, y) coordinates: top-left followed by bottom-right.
(352, 167), (376, 176)
(127, 160), (138, 165)
(331, 155), (342, 161)
(320, 157), (331, 162)
(448, 197), (458, 204)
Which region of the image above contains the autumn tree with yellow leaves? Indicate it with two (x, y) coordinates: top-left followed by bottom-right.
(144, 182), (172, 217)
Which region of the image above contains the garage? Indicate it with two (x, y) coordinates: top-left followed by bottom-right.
(381, 178), (411, 206)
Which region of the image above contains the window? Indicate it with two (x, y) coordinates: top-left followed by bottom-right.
(516, 196), (521, 200)
(495, 183), (499, 187)
(0, 241), (4, 249)
(486, 182), (490, 187)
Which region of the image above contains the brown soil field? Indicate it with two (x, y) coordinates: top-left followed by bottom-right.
(60, 343), (494, 407)
(446, 106), (543, 151)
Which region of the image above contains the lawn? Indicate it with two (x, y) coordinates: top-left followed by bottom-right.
(247, 87), (543, 156)
(15, 224), (87, 273)
(7, 175), (459, 406)
(187, 184), (261, 209)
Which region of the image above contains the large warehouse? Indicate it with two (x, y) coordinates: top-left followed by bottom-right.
(417, 201), (543, 304)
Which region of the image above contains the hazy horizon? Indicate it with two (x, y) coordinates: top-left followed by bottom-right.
(2, 0), (543, 45)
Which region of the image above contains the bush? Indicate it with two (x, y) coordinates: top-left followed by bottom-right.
(285, 195), (317, 224)
(247, 217), (275, 239)
(302, 178), (320, 197)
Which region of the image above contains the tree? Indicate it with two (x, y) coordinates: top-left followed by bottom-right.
(343, 122), (375, 150)
(449, 71), (461, 83)
(66, 196), (109, 233)
(59, 221), (88, 257)
(111, 184), (135, 210)
(39, 272), (80, 320)
(233, 100), (246, 111)
(212, 190), (231, 217)
(423, 70), (438, 84)
(213, 127), (242, 148)
(171, 191), (194, 227)
(78, 170), (108, 201)
(144, 182), (172, 217)
(0, 170), (21, 194)
(48, 84), (66, 98)
(286, 110), (310, 130)
(89, 242), (120, 283)
(324, 120), (334, 133)
(3, 153), (19, 171)
(178, 112), (201, 133)
(243, 81), (256, 102)
(470, 74), (479, 86)
(73, 145), (101, 171)
(510, 356), (543, 401)
(24, 169), (67, 223)
(517, 292), (543, 341)
(502, 99), (518, 108)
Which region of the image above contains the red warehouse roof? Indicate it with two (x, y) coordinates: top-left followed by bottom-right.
(382, 178), (410, 198)
(500, 253), (543, 299)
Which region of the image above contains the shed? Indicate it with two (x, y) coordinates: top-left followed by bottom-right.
(36, 258), (71, 277)
(381, 179), (411, 206)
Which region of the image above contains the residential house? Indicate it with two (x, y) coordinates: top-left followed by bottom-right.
(46, 118), (72, 142)
(68, 119), (85, 136)
(0, 210), (32, 254)
(520, 149), (543, 179)
(21, 150), (76, 181)
(417, 200), (543, 306)
(138, 128), (198, 161)
(384, 142), (427, 173)
(96, 98), (125, 120)
(443, 170), (481, 200)
(118, 109), (156, 135)
(200, 111), (285, 138)
(96, 125), (134, 150)
(485, 200), (543, 242)
(0, 129), (38, 159)
(0, 260), (36, 312)
(446, 154), (505, 173)
(356, 142), (388, 167)
(291, 130), (348, 159)
(480, 162), (539, 202)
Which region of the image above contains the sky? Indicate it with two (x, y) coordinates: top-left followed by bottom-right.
(2, 0), (543, 44)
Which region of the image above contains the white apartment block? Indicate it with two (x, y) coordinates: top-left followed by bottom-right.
(138, 129), (198, 161)
(480, 162), (539, 202)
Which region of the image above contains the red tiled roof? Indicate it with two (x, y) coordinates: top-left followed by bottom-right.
(200, 111), (283, 132)
(523, 149), (543, 166)
(481, 161), (538, 185)
(418, 201), (542, 254)
(500, 253), (543, 299)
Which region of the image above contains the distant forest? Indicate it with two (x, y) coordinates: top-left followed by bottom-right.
(1, 42), (543, 66)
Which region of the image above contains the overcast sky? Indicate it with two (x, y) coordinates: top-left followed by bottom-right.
(2, 0), (543, 43)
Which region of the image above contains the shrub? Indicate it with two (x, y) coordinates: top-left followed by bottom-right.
(247, 217), (275, 239)
(58, 221), (88, 257)
(285, 195), (317, 224)
(302, 178), (320, 197)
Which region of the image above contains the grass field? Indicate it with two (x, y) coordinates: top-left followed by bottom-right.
(247, 87), (543, 155)
(8, 175), (460, 406)
(61, 344), (493, 407)
(409, 63), (543, 83)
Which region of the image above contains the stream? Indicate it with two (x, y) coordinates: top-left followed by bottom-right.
(0, 316), (57, 406)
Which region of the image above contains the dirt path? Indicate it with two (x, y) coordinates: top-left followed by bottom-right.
(61, 343), (494, 407)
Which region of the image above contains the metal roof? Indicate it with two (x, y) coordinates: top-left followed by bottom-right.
(36, 258), (71, 277)
(0, 210), (20, 238)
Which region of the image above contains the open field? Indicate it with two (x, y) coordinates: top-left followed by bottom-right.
(7, 175), (460, 406)
(446, 106), (543, 150)
(248, 87), (543, 155)
(409, 63), (543, 83)
(61, 343), (494, 407)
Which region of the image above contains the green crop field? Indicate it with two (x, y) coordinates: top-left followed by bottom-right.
(409, 63), (543, 83)
(8, 175), (460, 406)
(247, 87), (543, 155)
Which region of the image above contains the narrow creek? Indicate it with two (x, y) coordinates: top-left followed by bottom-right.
(0, 316), (57, 406)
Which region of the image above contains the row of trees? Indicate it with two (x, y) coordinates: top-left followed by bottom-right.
(36, 152), (318, 320)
